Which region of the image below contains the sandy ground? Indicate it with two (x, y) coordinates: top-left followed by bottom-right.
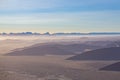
(0, 56), (120, 80)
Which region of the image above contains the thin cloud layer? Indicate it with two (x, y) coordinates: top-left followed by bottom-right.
(0, 11), (120, 32)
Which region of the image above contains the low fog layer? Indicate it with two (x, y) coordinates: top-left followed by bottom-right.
(0, 35), (120, 80)
(0, 35), (120, 55)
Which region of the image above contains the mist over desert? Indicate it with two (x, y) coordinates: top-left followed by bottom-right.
(0, 0), (120, 79)
(0, 35), (120, 80)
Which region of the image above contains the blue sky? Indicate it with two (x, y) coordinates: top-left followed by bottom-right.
(0, 0), (120, 33)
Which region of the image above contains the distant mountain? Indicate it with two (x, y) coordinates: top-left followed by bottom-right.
(100, 62), (120, 71)
(89, 32), (120, 35)
(0, 32), (120, 36)
(53, 32), (120, 35)
(0, 32), (41, 35)
(52, 32), (82, 35)
(67, 47), (120, 60)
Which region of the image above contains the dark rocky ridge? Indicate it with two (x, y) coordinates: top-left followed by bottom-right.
(67, 47), (120, 60)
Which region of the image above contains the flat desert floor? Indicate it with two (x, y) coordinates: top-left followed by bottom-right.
(0, 56), (120, 80)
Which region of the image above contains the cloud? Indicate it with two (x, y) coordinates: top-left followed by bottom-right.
(0, 10), (120, 26)
(0, 10), (120, 33)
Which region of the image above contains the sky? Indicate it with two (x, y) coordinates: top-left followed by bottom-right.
(0, 0), (120, 33)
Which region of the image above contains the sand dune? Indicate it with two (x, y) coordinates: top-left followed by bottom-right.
(100, 62), (120, 71)
(5, 43), (73, 56)
(4, 42), (102, 56)
(67, 47), (120, 60)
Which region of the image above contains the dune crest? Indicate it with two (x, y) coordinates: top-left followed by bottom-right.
(67, 47), (120, 60)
